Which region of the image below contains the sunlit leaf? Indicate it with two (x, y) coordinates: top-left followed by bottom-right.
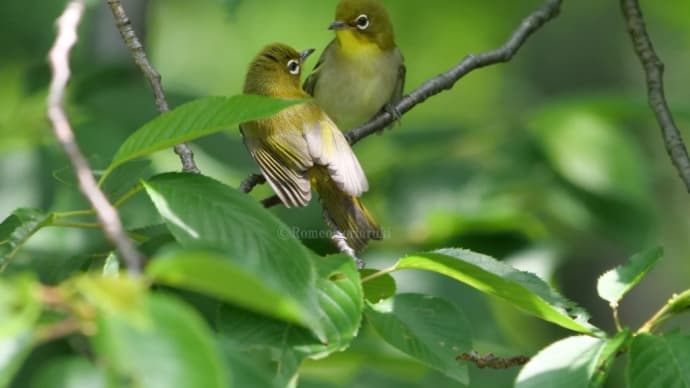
(148, 249), (309, 330)
(0, 276), (41, 387)
(597, 247), (662, 307)
(92, 293), (228, 388)
(30, 357), (109, 388)
(394, 249), (598, 334)
(143, 173), (322, 337)
(105, 95), (304, 176)
(628, 332), (690, 388)
(101, 253), (120, 278)
(364, 293), (471, 384)
(516, 335), (608, 388)
(0, 333), (34, 388)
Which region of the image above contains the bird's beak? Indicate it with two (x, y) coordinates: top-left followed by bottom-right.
(328, 20), (348, 30)
(300, 48), (315, 62)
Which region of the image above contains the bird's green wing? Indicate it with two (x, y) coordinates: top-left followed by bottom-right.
(391, 61), (406, 104)
(303, 40), (335, 95)
(241, 124), (314, 208)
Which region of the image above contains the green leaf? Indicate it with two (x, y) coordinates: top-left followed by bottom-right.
(105, 95), (304, 176)
(216, 255), (364, 385)
(148, 249), (310, 330)
(530, 102), (649, 202)
(628, 332), (690, 388)
(591, 330), (631, 388)
(0, 276), (42, 387)
(360, 269), (396, 303)
(597, 247), (663, 307)
(364, 293), (472, 384)
(143, 173), (322, 337)
(395, 249), (598, 334)
(100, 159), (151, 200)
(30, 357), (109, 388)
(516, 335), (608, 388)
(0, 208), (53, 271)
(219, 342), (279, 388)
(72, 275), (147, 325)
(91, 292), (228, 388)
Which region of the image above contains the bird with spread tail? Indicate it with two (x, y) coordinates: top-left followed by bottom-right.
(240, 43), (382, 268)
(304, 0), (406, 131)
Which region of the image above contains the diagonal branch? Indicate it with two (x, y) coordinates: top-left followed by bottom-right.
(48, 0), (143, 273)
(246, 0), (563, 206)
(105, 0), (200, 174)
(620, 0), (690, 192)
(345, 0), (562, 144)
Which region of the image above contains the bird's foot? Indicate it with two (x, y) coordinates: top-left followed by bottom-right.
(377, 103), (402, 134)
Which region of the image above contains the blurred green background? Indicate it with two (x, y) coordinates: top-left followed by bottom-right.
(2, 0), (690, 386)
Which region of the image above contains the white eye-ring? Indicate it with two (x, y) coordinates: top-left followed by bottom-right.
(287, 59), (300, 75)
(355, 14), (370, 30)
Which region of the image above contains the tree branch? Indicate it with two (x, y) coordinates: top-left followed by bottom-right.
(240, 173), (266, 193)
(620, 0), (690, 192)
(249, 0), (563, 206)
(48, 0), (143, 273)
(345, 0), (562, 144)
(456, 351), (530, 369)
(105, 0), (200, 174)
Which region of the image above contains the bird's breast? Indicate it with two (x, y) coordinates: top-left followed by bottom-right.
(314, 48), (400, 130)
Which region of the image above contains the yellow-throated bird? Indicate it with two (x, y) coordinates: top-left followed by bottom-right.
(304, 0), (405, 131)
(240, 44), (382, 268)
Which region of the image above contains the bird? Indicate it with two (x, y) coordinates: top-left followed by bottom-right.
(240, 43), (382, 268)
(303, 0), (406, 131)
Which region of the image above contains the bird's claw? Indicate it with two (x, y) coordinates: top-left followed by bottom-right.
(377, 103), (402, 134)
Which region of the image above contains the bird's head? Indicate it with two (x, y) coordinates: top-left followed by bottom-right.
(330, 0), (395, 52)
(244, 43), (315, 96)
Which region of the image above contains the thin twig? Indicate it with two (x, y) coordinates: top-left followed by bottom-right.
(637, 289), (690, 334)
(35, 318), (82, 343)
(105, 0), (200, 174)
(47, 0), (143, 274)
(456, 351), (530, 369)
(252, 0), (563, 207)
(621, 0), (690, 191)
(239, 173), (266, 193)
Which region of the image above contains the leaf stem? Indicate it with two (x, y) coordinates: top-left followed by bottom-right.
(113, 183), (143, 208)
(360, 264), (397, 283)
(54, 209), (95, 219)
(51, 221), (102, 229)
(637, 289), (690, 334)
(53, 183), (142, 223)
(612, 306), (623, 332)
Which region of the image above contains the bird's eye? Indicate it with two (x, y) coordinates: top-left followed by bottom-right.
(355, 14), (369, 30)
(287, 59), (300, 75)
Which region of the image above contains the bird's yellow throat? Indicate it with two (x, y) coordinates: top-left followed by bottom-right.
(335, 29), (382, 58)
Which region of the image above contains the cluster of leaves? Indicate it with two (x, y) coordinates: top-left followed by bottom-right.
(1, 96), (689, 388)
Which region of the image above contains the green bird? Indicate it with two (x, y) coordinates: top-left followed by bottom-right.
(240, 43), (382, 268)
(304, 0), (406, 130)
